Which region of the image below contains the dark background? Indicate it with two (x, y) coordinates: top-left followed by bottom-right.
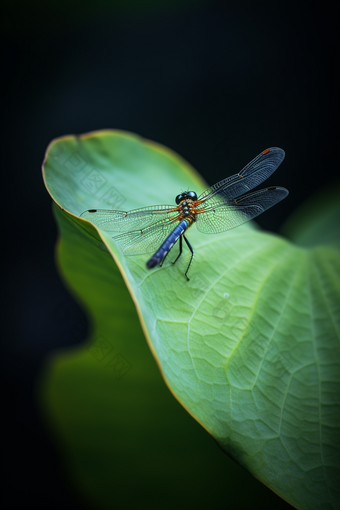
(2, 1), (339, 508)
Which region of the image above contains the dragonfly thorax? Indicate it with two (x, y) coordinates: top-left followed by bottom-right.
(175, 191), (198, 204)
(176, 191), (198, 222)
(177, 198), (197, 224)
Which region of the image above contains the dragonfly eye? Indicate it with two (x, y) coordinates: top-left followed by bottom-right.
(175, 191), (197, 204)
(188, 191), (197, 200)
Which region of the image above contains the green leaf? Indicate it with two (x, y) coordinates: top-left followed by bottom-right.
(281, 181), (340, 250)
(41, 130), (340, 510)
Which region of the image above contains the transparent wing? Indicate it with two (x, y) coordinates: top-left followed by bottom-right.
(196, 186), (289, 233)
(197, 147), (285, 204)
(80, 204), (178, 232)
(113, 220), (181, 255)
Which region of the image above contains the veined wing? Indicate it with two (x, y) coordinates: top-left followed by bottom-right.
(113, 219), (181, 255)
(197, 147), (285, 205)
(80, 204), (178, 232)
(196, 186), (288, 233)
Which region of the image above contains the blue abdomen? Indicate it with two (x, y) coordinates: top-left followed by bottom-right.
(147, 220), (189, 268)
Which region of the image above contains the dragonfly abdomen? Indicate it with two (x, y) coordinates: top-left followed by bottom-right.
(147, 219), (189, 269)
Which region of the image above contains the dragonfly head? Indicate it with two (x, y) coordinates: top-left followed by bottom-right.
(175, 191), (197, 204)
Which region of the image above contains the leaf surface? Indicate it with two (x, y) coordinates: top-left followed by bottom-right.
(41, 130), (340, 510)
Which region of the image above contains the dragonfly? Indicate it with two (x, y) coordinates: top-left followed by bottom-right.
(80, 147), (288, 280)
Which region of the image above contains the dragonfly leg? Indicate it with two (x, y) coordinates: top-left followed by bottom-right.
(159, 252), (168, 267)
(183, 235), (194, 281)
(172, 235), (183, 265)
(159, 241), (177, 267)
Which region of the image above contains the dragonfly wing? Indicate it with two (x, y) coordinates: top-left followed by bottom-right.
(80, 204), (178, 232)
(196, 186), (289, 233)
(197, 147), (285, 203)
(113, 220), (181, 255)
